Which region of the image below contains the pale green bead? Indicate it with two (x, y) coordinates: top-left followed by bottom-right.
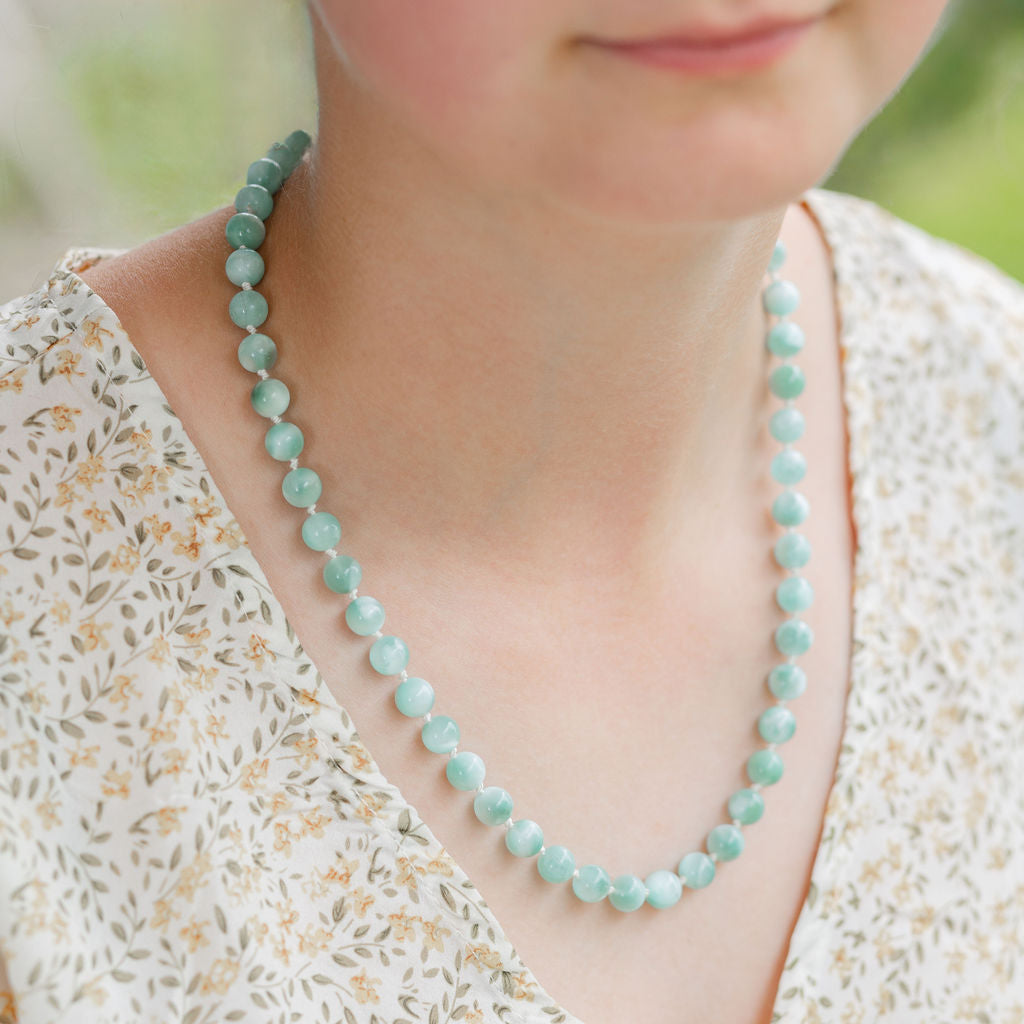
(446, 751), (485, 791)
(537, 845), (575, 884)
(235, 183), (273, 221)
(237, 332), (277, 372)
(284, 128), (312, 158)
(473, 786), (513, 826)
(776, 576), (814, 613)
(572, 865), (612, 903)
(747, 748), (784, 786)
(251, 378), (290, 418)
(758, 705), (796, 744)
(707, 823), (744, 862)
(766, 321), (805, 357)
(762, 279), (800, 316)
(302, 511), (342, 552)
(609, 874), (647, 912)
(770, 364), (805, 399)
(247, 157), (283, 194)
(644, 869), (682, 909)
(773, 532), (811, 569)
(267, 141), (299, 177)
(265, 421), (304, 461)
(345, 595), (384, 635)
(771, 449), (806, 486)
(768, 663), (807, 700)
(226, 248), (265, 287)
(394, 676), (434, 717)
(230, 290), (268, 329)
(505, 819), (544, 858)
(421, 715), (459, 754)
(369, 635), (409, 675)
(770, 407), (805, 443)
(282, 467), (321, 508)
(728, 788), (765, 825)
(323, 554), (362, 594)
(772, 491), (810, 527)
(775, 618), (814, 656)
(768, 240), (786, 272)
(678, 851), (715, 889)
(225, 212), (265, 249)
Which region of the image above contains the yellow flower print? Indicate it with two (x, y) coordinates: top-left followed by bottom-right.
(297, 924), (333, 956)
(188, 494), (219, 527)
(150, 899), (179, 933)
(350, 886), (375, 919)
(213, 519), (244, 550)
(24, 682), (50, 713)
(293, 734), (319, 769)
(185, 626), (211, 658)
(298, 810), (327, 839)
(100, 769), (131, 799)
(199, 957), (240, 996)
(246, 914), (269, 946)
(68, 743), (100, 767)
(109, 543), (141, 574)
(179, 918), (210, 953)
(245, 632), (276, 669)
(36, 794), (61, 831)
(419, 914), (450, 953)
(395, 855), (425, 892)
(269, 791), (291, 814)
(510, 971), (536, 1001)
(13, 736), (37, 768)
(110, 673), (140, 711)
(78, 619), (113, 652)
(49, 403), (82, 431)
(275, 899), (299, 934)
(80, 316), (114, 350)
(155, 806), (186, 836)
(464, 1010), (485, 1024)
(273, 821), (295, 855)
(425, 852), (455, 877)
(147, 717), (176, 746)
(464, 943), (502, 971)
(81, 504), (113, 532)
(354, 791), (387, 822)
(205, 712), (229, 743)
(144, 514), (172, 544)
(187, 663), (219, 693)
(81, 978), (108, 1006)
(240, 757), (270, 792)
(54, 478), (77, 508)
(8, 312), (41, 331)
(343, 740), (372, 773)
(351, 971), (381, 1006)
(131, 428), (156, 453)
(388, 907), (419, 941)
(163, 747), (188, 778)
(295, 687), (321, 708)
(271, 933), (291, 966)
(148, 634), (172, 666)
(175, 853), (212, 901)
(324, 856), (359, 887)
(170, 523), (203, 562)
(0, 366), (27, 392)
(0, 598), (24, 629)
(75, 453), (105, 491)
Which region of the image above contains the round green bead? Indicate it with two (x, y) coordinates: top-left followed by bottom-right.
(770, 408), (805, 443)
(446, 751), (485, 791)
(762, 279), (800, 316)
(644, 869), (682, 910)
(302, 510), (342, 552)
(237, 332), (277, 372)
(473, 786), (513, 826)
(226, 248), (265, 287)
(421, 715), (460, 754)
(225, 212), (265, 250)
(230, 290), (268, 329)
(747, 748), (785, 786)
(284, 128), (312, 158)
(770, 364), (805, 400)
(369, 635), (409, 675)
(247, 157), (284, 194)
(505, 819), (544, 858)
(766, 321), (805, 357)
(775, 618), (814, 656)
(537, 845), (575, 884)
(345, 595), (384, 635)
(265, 421), (304, 461)
(251, 378), (290, 418)
(323, 554), (362, 594)
(235, 183), (273, 221)
(609, 874), (648, 912)
(572, 865), (612, 903)
(770, 449), (806, 486)
(768, 240), (786, 272)
(707, 823), (744, 862)
(678, 851), (715, 889)
(728, 788), (765, 825)
(267, 141), (299, 178)
(768, 663), (807, 700)
(758, 705), (796, 744)
(282, 467), (321, 508)
(776, 576), (814, 613)
(772, 491), (810, 527)
(394, 676), (434, 717)
(773, 531), (811, 569)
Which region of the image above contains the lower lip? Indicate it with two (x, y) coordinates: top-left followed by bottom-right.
(592, 19), (818, 75)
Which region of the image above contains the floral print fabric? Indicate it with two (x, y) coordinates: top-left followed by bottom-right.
(1, 186), (1023, 1023)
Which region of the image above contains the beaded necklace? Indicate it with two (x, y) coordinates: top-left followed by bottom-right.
(224, 129), (814, 913)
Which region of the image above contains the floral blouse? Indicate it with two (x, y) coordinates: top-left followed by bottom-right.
(1, 186), (1023, 1024)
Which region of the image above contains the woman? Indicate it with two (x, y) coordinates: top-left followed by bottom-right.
(1, 1), (1021, 1021)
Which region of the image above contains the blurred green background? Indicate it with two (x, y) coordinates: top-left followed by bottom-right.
(1, 0), (1022, 296)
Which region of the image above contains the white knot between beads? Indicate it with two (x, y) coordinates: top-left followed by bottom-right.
(731, 818), (743, 828)
(503, 819), (514, 832)
(256, 369), (269, 379)
(475, 782), (485, 794)
(325, 548), (339, 559)
(241, 282), (253, 291)
(571, 868), (580, 879)
(288, 459), (299, 470)
(422, 711), (432, 723)
(372, 630), (383, 639)
(708, 852), (719, 863)
(270, 415), (282, 424)
(399, 670), (409, 681)
(306, 504), (318, 515)
(246, 326), (257, 335)
(447, 747), (458, 758)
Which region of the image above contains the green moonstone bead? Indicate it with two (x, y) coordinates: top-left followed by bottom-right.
(251, 378), (290, 418)
(247, 156), (284, 194)
(237, 332), (277, 372)
(302, 510), (342, 552)
(572, 865), (612, 903)
(766, 321), (805, 357)
(775, 618), (814, 656)
(537, 845), (576, 884)
(505, 819), (544, 858)
(707, 823), (744, 862)
(267, 141), (299, 177)
(772, 491), (810, 527)
(773, 531), (811, 569)
(678, 851), (715, 889)
(609, 874), (648, 912)
(768, 240), (786, 272)
(265, 421), (304, 461)
(235, 183), (273, 221)
(225, 212), (265, 249)
(230, 290), (269, 329)
(728, 787), (765, 825)
(446, 751), (486, 791)
(747, 748), (785, 786)
(282, 467), (321, 508)
(758, 706), (796, 744)
(369, 635), (409, 675)
(644, 869), (682, 910)
(768, 663), (807, 700)
(284, 128), (312, 158)
(473, 786), (513, 826)
(226, 248), (265, 287)
(770, 407), (805, 443)
(762, 279), (800, 316)
(770, 449), (806, 486)
(776, 576), (814, 613)
(345, 595), (385, 635)
(770, 364), (805, 399)
(394, 676), (434, 717)
(421, 715), (460, 754)
(323, 554), (362, 594)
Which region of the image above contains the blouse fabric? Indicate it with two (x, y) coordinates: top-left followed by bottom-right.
(0, 186), (1023, 1024)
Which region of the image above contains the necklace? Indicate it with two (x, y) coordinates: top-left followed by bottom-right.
(224, 129), (813, 913)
